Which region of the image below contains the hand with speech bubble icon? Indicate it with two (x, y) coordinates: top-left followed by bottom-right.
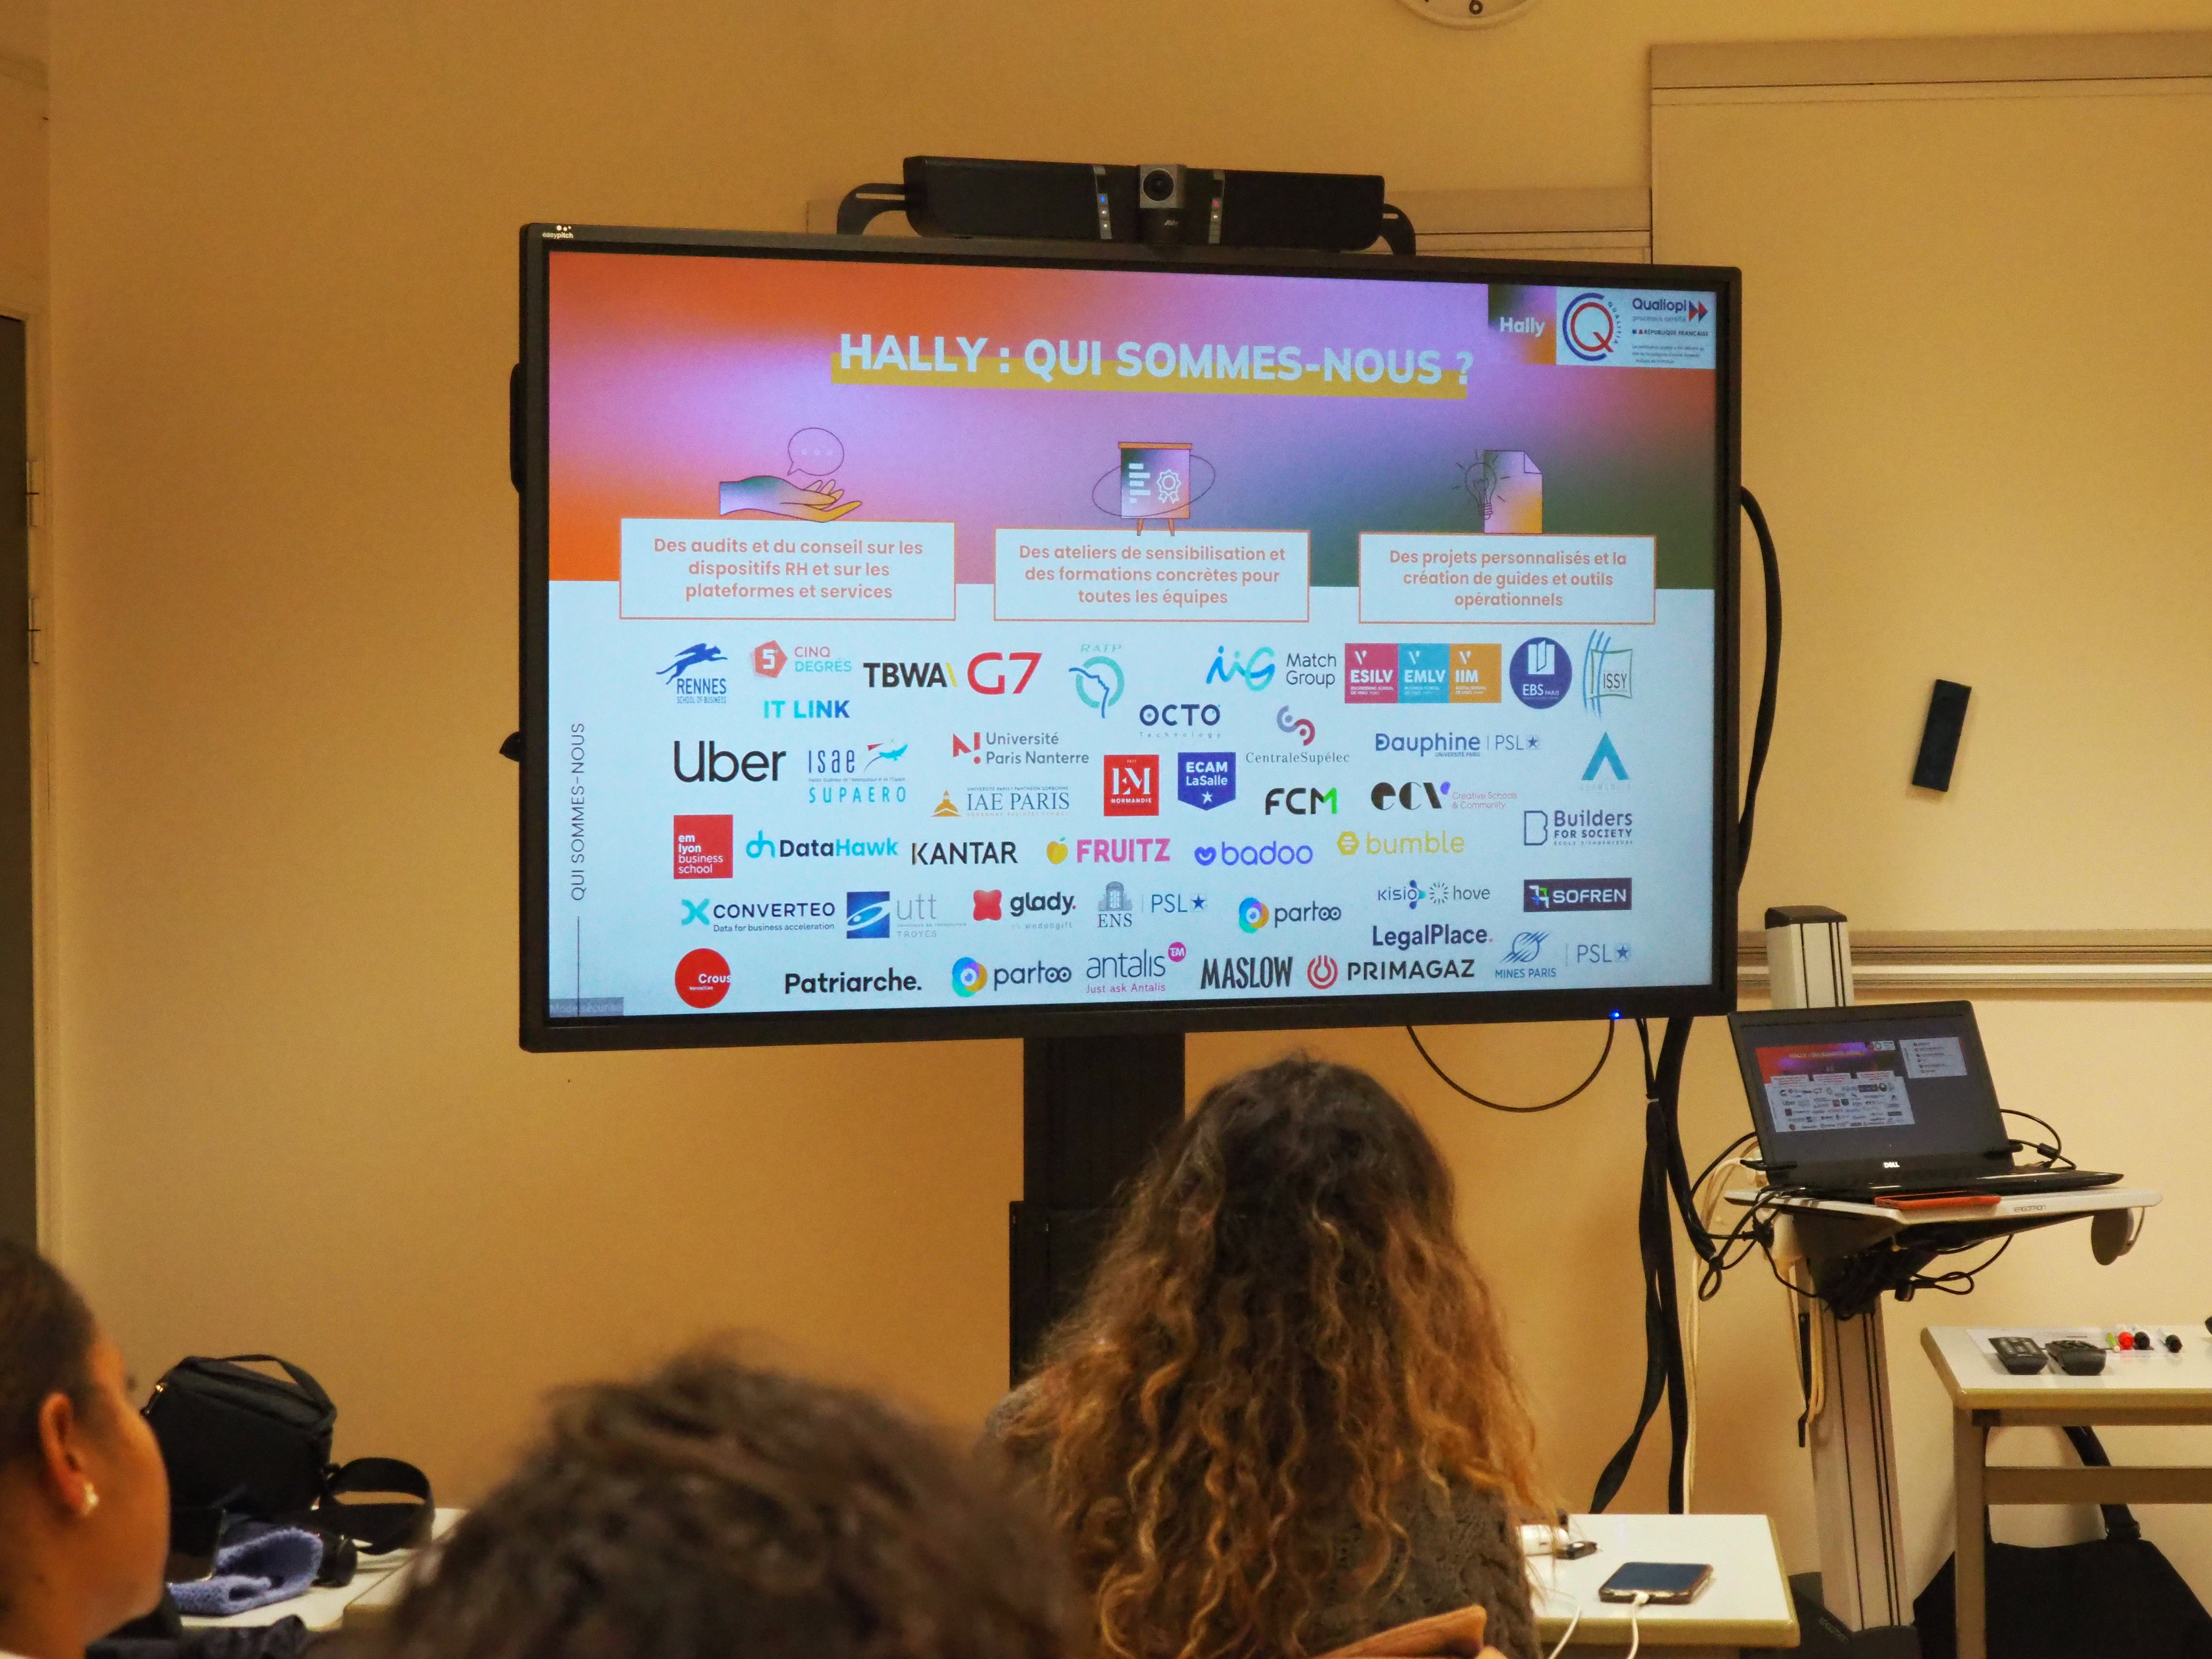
(718, 427), (861, 520)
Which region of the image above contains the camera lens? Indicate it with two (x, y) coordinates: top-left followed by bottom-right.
(1142, 170), (1176, 202)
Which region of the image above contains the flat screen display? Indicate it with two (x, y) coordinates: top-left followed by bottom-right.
(518, 227), (1739, 1049)
(1736, 1007), (2006, 1171)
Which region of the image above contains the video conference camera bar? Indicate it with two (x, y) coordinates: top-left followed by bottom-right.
(837, 156), (1417, 256)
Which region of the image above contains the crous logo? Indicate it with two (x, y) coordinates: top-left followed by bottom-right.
(1238, 898), (1270, 933)
(1275, 706), (1316, 746)
(1504, 930), (1548, 964)
(1070, 656), (1125, 718)
(950, 957), (987, 997)
(1205, 647), (1277, 691)
(659, 643), (728, 682)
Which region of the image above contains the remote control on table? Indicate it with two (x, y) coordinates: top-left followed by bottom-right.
(2047, 1339), (2107, 1376)
(1991, 1336), (2049, 1374)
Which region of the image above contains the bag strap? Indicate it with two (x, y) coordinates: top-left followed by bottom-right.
(317, 1456), (434, 1554)
(2064, 1424), (2142, 1540)
(209, 1355), (335, 1414)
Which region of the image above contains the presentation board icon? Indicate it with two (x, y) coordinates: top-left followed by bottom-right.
(1119, 442), (1192, 530)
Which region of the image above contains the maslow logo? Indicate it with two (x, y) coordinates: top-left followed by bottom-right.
(1583, 733), (1628, 782)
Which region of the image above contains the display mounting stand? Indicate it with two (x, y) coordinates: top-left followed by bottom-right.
(1009, 1032), (1184, 1381)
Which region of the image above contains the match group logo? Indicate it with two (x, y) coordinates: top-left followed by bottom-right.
(673, 815), (733, 879)
(1205, 646), (1276, 691)
(674, 948), (732, 1009)
(1105, 755), (1160, 816)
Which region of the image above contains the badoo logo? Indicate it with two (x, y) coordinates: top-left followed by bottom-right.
(951, 957), (987, 997)
(1190, 841), (1313, 868)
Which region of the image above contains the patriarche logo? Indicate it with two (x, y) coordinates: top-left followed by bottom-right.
(1238, 898), (1270, 933)
(675, 948), (731, 1009)
(1523, 879), (1632, 913)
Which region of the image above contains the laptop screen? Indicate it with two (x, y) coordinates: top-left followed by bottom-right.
(1730, 1003), (2010, 1176)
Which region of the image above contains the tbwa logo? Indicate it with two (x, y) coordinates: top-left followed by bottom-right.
(1345, 644), (1501, 705)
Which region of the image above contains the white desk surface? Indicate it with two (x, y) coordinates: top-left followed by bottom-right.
(1925, 1324), (2212, 1412)
(179, 1508), (462, 1633)
(1725, 1186), (2160, 1225)
(1527, 1513), (1796, 1650)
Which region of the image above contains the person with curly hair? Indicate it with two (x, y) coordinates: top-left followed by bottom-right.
(365, 1349), (1086, 1659)
(990, 1057), (1542, 1659)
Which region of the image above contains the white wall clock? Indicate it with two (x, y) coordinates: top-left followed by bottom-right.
(1395, 0), (1543, 28)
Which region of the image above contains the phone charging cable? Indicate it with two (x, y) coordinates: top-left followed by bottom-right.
(1541, 1594), (1580, 1659)
(1626, 1591), (1650, 1659)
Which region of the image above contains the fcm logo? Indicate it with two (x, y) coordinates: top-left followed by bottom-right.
(674, 948), (731, 1009)
(1265, 787), (1337, 815)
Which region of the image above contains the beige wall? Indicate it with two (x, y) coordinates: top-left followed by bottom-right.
(32, 0), (2212, 1600)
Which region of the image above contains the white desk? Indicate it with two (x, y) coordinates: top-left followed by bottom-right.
(179, 1508), (462, 1634)
(1527, 1513), (1797, 1655)
(1924, 1324), (2212, 1659)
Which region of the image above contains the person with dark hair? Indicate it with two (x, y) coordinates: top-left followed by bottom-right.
(367, 1348), (1087, 1659)
(991, 1057), (1542, 1659)
(0, 1241), (170, 1659)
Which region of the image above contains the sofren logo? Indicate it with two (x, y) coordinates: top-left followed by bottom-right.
(673, 816), (733, 879)
(1523, 879), (1633, 913)
(1105, 755), (1159, 816)
(674, 948), (732, 1009)
(673, 742), (786, 782)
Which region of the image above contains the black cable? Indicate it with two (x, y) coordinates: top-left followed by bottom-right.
(1405, 1019), (1616, 1113)
(1736, 487), (1782, 873)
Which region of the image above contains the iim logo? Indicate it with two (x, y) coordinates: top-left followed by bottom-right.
(1583, 733), (1628, 782)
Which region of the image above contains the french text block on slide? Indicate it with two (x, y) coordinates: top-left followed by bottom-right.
(1357, 535), (1654, 624)
(994, 529), (1310, 621)
(620, 520), (955, 620)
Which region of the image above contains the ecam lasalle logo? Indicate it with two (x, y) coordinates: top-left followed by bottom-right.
(674, 948), (731, 1009)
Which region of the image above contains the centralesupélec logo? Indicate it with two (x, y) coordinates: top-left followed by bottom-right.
(675, 948), (731, 1008)
(1562, 292), (1618, 363)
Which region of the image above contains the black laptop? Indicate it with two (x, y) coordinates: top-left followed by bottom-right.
(1726, 1000), (2121, 1202)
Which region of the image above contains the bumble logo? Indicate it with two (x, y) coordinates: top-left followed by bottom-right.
(1338, 831), (1359, 855)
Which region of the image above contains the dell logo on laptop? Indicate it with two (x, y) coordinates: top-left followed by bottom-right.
(1881, 1160), (1901, 1169)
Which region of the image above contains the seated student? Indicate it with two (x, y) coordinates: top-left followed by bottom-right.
(990, 1058), (1542, 1659)
(366, 1348), (1085, 1659)
(0, 1242), (171, 1659)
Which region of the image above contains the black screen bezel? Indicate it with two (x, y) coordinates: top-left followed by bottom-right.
(517, 224), (1742, 1052)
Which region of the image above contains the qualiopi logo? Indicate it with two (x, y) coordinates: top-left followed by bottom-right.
(1562, 292), (1618, 362)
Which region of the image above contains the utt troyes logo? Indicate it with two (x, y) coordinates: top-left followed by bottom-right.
(1205, 647), (1276, 691)
(1105, 755), (1159, 816)
(1344, 644), (1502, 705)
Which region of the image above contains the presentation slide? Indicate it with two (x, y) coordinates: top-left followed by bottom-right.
(541, 250), (1721, 1022)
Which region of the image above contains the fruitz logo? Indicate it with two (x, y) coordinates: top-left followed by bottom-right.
(1105, 755), (1159, 816)
(674, 948), (731, 1008)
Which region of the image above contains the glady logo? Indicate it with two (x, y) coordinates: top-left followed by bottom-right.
(659, 643), (729, 705)
(1205, 647), (1276, 691)
(1070, 656), (1125, 718)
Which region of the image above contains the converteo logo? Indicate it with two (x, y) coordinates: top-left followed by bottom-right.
(675, 948), (731, 1008)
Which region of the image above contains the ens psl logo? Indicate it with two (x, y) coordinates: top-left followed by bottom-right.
(1104, 755), (1159, 817)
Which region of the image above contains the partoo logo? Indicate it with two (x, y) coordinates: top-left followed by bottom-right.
(675, 948), (731, 1009)
(951, 957), (988, 997)
(1238, 898), (1270, 933)
(1370, 782), (1450, 810)
(1306, 954), (1340, 989)
(1206, 647), (1277, 691)
(1276, 706), (1316, 746)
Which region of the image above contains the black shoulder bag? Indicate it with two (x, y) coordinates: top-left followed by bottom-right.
(143, 1354), (433, 1585)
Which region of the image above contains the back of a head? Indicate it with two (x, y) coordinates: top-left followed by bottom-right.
(370, 1350), (1084, 1659)
(1004, 1057), (1538, 1659)
(0, 1241), (96, 1483)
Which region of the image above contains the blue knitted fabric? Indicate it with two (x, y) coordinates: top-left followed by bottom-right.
(169, 1525), (323, 1616)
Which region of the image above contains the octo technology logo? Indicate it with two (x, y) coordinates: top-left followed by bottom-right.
(674, 948), (732, 1008)
(1562, 292), (1619, 362)
(1238, 898), (1271, 933)
(951, 957), (988, 997)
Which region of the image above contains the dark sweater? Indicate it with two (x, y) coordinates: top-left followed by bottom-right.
(983, 1387), (1536, 1659)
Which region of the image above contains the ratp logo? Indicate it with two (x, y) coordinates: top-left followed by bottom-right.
(1561, 292), (1619, 363)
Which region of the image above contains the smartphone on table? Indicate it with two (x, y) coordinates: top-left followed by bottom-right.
(1598, 1562), (1712, 1604)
